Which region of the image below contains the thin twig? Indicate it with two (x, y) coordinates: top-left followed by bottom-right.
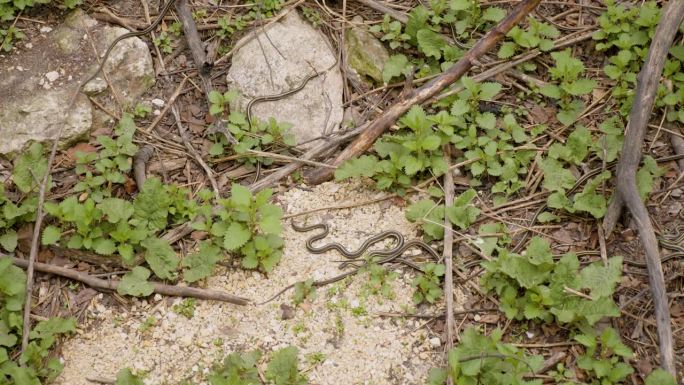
(442, 147), (456, 385)
(9, 256), (250, 305)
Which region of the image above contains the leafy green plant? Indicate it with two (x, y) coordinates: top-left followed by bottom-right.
(593, 0), (660, 116)
(412, 262), (444, 304)
(481, 237), (622, 325)
(361, 262), (397, 299)
(405, 188), (481, 241)
(498, 17), (559, 59)
(1, 0), (79, 51)
(439, 327), (544, 385)
(292, 279), (316, 306)
(114, 368), (145, 385)
(335, 105), (449, 191)
(574, 327), (634, 385)
(208, 90), (295, 167)
(153, 31), (173, 54)
(301, 7), (321, 27)
(0, 257), (76, 383)
(265, 346), (307, 385)
(173, 298), (197, 319)
(217, 15), (248, 41)
(537, 49), (596, 125)
(196, 184), (284, 272)
(208, 350), (262, 385)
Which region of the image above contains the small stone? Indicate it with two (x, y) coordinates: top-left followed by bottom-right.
(15, 66), (24, 71)
(153, 109), (161, 116)
(40, 26), (53, 33)
(671, 188), (682, 198)
(82, 78), (107, 95)
(151, 98), (165, 107)
(429, 337), (441, 348)
(25, 43), (33, 49)
(45, 71), (60, 82)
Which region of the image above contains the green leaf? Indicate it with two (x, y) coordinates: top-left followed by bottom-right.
(450, 99), (470, 116)
(114, 368), (145, 385)
(539, 157), (575, 192)
(141, 238), (179, 280)
(41, 226), (61, 246)
(183, 241), (222, 283)
(117, 267), (154, 297)
(417, 29), (445, 59)
(0, 230), (18, 252)
(382, 54), (410, 84)
(636, 156), (662, 200)
(259, 204), (283, 235)
(577, 256), (622, 298)
(12, 142), (48, 194)
(223, 222), (251, 251)
(565, 78), (597, 96)
(498, 41), (517, 59)
(476, 113), (496, 130)
(98, 198), (135, 224)
(538, 84), (561, 99)
(93, 238), (117, 255)
(230, 183), (252, 208)
(482, 7), (506, 22)
(265, 346), (306, 385)
(479, 83), (502, 101)
(335, 155), (378, 180)
(645, 369), (677, 385)
(208, 90), (223, 105)
(445, 189), (480, 230)
(405, 199), (445, 240)
(28, 317), (76, 340)
(572, 171), (611, 218)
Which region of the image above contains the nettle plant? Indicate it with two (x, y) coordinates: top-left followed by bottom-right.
(429, 327), (544, 385)
(335, 105), (449, 191)
(481, 237), (623, 325)
(405, 188), (481, 241)
(412, 262), (444, 304)
(0, 0), (81, 51)
(535, 119), (661, 222)
(572, 327), (634, 385)
(0, 258), (77, 383)
(498, 16), (560, 60)
(593, 0), (660, 116)
(208, 90), (296, 167)
(377, 0), (506, 83)
(446, 77), (541, 195)
(537, 49), (596, 126)
(194, 184), (284, 273)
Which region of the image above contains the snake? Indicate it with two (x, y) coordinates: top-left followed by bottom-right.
(81, 0), (178, 89)
(245, 55), (340, 183)
(258, 222), (438, 304)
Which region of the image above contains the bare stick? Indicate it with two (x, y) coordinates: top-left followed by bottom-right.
(602, 0), (684, 375)
(442, 147), (456, 385)
(9, 257), (250, 305)
(20, 114), (66, 353)
(248, 123), (368, 192)
(305, 0), (542, 184)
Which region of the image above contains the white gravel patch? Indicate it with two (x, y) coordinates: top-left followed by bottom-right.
(55, 181), (463, 384)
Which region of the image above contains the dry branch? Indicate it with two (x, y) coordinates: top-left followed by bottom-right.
(9, 256), (250, 305)
(305, 0), (542, 184)
(601, 0), (684, 375)
(442, 147), (456, 385)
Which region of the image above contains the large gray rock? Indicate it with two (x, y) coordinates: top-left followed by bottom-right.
(226, 11), (343, 148)
(0, 10), (155, 156)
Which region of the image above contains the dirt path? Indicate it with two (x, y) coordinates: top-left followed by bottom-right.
(56, 181), (461, 384)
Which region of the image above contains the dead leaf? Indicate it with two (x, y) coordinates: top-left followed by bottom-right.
(65, 143), (97, 165)
(280, 303), (295, 320)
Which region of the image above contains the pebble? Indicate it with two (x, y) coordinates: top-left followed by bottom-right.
(429, 337), (441, 348)
(151, 98), (165, 107)
(40, 26), (53, 33)
(45, 71), (60, 82)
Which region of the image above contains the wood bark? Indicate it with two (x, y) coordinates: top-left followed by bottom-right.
(602, 0), (684, 375)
